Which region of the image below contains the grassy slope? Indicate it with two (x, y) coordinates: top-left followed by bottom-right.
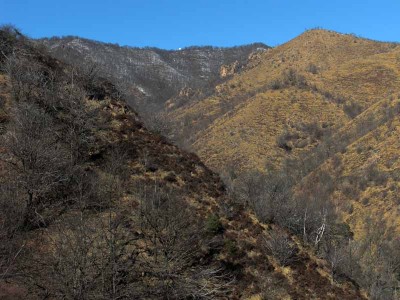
(193, 87), (348, 171)
(315, 46), (400, 108)
(169, 30), (399, 173)
(305, 96), (400, 239)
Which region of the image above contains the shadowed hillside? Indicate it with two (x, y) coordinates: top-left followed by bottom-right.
(38, 36), (269, 114)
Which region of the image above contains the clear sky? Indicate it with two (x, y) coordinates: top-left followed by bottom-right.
(1, 0), (399, 49)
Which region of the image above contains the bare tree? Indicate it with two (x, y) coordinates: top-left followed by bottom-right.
(1, 102), (70, 227)
(0, 25), (25, 63)
(264, 228), (298, 267)
(31, 211), (137, 300)
(233, 169), (293, 225)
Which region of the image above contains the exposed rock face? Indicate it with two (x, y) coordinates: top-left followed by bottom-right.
(38, 37), (269, 113)
(220, 61), (240, 78)
(247, 47), (269, 68)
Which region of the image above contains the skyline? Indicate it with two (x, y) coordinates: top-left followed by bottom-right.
(1, 0), (400, 49)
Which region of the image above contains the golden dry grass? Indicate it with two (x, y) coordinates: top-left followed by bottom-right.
(170, 30), (400, 173)
(314, 46), (400, 108)
(193, 87), (348, 171)
(321, 114), (400, 238)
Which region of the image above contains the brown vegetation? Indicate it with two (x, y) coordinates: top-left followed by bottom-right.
(0, 26), (367, 299)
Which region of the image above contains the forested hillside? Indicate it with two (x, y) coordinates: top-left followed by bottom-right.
(0, 26), (367, 300)
(20, 27), (400, 299)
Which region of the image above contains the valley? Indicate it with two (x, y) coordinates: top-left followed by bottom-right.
(1, 25), (400, 299)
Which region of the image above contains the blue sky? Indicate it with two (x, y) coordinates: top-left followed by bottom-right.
(1, 0), (399, 49)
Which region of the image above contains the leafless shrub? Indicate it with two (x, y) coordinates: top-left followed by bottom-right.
(268, 69), (307, 90)
(3, 54), (52, 104)
(0, 183), (25, 281)
(146, 112), (174, 139)
(0, 25), (26, 63)
(233, 169), (294, 225)
(297, 122), (325, 141)
(269, 79), (284, 90)
(282, 68), (307, 88)
(265, 229), (297, 266)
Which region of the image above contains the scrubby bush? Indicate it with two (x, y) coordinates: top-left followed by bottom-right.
(344, 101), (363, 118)
(224, 239), (238, 256)
(276, 130), (293, 151)
(306, 63), (319, 74)
(206, 214), (224, 234)
(268, 69), (307, 90)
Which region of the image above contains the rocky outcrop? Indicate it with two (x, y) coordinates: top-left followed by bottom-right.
(220, 60), (240, 78)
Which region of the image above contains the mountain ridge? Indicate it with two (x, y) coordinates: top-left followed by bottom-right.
(38, 36), (270, 114)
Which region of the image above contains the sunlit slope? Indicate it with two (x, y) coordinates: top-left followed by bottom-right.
(171, 29), (400, 172)
(341, 118), (400, 238)
(314, 46), (400, 108)
(223, 29), (397, 92)
(301, 96), (400, 239)
(193, 88), (348, 171)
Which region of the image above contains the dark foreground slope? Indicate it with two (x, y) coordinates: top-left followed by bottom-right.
(0, 27), (364, 299)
